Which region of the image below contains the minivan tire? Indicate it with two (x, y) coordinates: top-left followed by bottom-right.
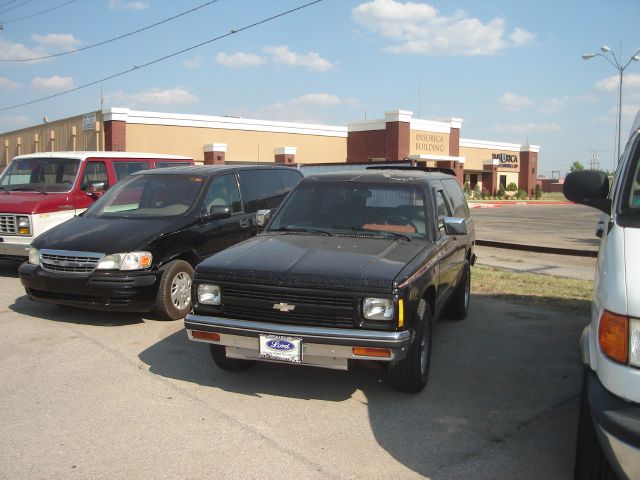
(445, 261), (470, 320)
(210, 344), (255, 372)
(155, 260), (194, 320)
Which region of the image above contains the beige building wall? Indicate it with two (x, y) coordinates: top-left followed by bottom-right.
(0, 111), (103, 166)
(125, 123), (347, 164)
(460, 145), (521, 173)
(409, 130), (451, 156)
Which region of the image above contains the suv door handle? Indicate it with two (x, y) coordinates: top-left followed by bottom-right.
(239, 218), (250, 228)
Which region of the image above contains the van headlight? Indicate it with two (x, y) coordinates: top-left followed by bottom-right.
(96, 251), (152, 271)
(198, 284), (221, 305)
(363, 297), (394, 321)
(630, 318), (640, 368)
(28, 247), (40, 265)
(17, 216), (31, 236)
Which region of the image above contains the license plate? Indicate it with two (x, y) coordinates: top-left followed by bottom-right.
(259, 335), (302, 363)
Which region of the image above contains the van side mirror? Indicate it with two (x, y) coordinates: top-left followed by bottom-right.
(206, 205), (231, 220)
(256, 209), (272, 227)
(563, 170), (611, 214)
(443, 217), (467, 236)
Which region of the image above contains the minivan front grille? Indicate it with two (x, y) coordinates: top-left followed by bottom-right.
(0, 214), (17, 234)
(40, 249), (103, 274)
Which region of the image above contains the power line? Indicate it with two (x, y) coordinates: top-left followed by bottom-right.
(0, 0), (33, 15)
(0, 0), (78, 26)
(2, 0), (222, 62)
(0, 0), (325, 112)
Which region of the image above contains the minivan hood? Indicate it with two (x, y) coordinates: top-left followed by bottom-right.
(196, 233), (431, 290)
(0, 192), (70, 214)
(625, 227), (640, 315)
(33, 216), (183, 254)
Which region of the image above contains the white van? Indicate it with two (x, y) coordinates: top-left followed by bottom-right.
(564, 113), (640, 479)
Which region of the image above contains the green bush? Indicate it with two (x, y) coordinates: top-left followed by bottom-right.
(497, 186), (505, 199)
(516, 189), (528, 199)
(463, 182), (471, 198)
(506, 182), (518, 192)
(473, 184), (481, 199)
(535, 184), (542, 200)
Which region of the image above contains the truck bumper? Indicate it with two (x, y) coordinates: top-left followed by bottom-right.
(0, 239), (30, 259)
(185, 314), (412, 370)
(587, 370), (640, 480)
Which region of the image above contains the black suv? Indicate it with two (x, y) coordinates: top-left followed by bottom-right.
(185, 168), (475, 392)
(19, 165), (302, 320)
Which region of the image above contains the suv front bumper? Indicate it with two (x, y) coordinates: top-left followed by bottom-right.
(185, 314), (411, 370)
(587, 369), (640, 480)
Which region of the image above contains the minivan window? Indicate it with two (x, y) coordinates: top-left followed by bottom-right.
(85, 174), (206, 219)
(0, 157), (80, 192)
(113, 161), (150, 181)
(621, 140), (640, 214)
(204, 174), (242, 214)
(239, 170), (290, 213)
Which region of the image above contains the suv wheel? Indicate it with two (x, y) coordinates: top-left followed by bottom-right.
(210, 344), (255, 372)
(388, 298), (432, 393)
(445, 261), (470, 320)
(155, 260), (194, 320)
(574, 371), (617, 480)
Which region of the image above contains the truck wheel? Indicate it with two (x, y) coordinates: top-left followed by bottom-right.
(388, 299), (432, 393)
(154, 260), (194, 320)
(445, 261), (470, 320)
(574, 371), (617, 480)
(209, 344), (255, 372)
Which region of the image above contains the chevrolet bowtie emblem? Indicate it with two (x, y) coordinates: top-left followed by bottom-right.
(273, 302), (295, 312)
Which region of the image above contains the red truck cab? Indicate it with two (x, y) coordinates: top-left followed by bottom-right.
(0, 151), (193, 259)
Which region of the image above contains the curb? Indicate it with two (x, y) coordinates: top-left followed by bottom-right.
(476, 239), (598, 258)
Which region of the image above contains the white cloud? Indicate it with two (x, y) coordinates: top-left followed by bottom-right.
(0, 39), (46, 62)
(0, 77), (22, 90)
(31, 33), (81, 51)
(264, 46), (334, 72)
(30, 75), (74, 91)
(352, 0), (535, 56)
(539, 96), (568, 113)
(215, 52), (266, 68)
(104, 87), (198, 107)
(183, 55), (203, 69)
(595, 73), (640, 92)
(499, 93), (533, 111)
(255, 93), (358, 123)
(108, 0), (149, 10)
(492, 122), (561, 134)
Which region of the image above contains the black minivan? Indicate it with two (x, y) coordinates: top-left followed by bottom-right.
(19, 165), (302, 320)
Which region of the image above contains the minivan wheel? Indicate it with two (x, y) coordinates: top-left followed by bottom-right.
(155, 260), (194, 320)
(209, 344), (255, 372)
(388, 299), (432, 393)
(445, 261), (470, 320)
(574, 371), (617, 480)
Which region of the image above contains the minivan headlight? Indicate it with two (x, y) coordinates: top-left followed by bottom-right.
(28, 247), (40, 265)
(198, 284), (221, 305)
(96, 251), (152, 271)
(363, 297), (394, 321)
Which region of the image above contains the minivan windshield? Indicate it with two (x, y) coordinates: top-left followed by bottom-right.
(84, 173), (206, 219)
(268, 181), (429, 240)
(622, 143), (640, 215)
(0, 157), (80, 193)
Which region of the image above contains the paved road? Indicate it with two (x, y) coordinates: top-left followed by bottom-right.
(0, 261), (587, 480)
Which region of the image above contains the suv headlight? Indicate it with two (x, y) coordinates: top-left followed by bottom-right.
(96, 251), (152, 271)
(28, 247), (40, 265)
(198, 284), (221, 305)
(363, 297), (394, 321)
(17, 216), (31, 236)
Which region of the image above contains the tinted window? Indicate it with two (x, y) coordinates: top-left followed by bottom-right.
(238, 170), (293, 213)
(442, 178), (470, 218)
(276, 169), (303, 191)
(203, 174), (242, 213)
(435, 190), (450, 233)
(113, 161), (150, 181)
(155, 161), (193, 169)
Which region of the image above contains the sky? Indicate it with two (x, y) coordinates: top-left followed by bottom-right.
(0, 0), (639, 177)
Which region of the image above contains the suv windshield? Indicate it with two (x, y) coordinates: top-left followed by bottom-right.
(269, 181), (429, 239)
(0, 157), (80, 192)
(85, 173), (206, 219)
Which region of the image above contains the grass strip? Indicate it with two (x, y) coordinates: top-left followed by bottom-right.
(471, 265), (593, 314)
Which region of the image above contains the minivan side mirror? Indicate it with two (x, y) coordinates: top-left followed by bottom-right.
(563, 170), (611, 214)
(256, 209), (273, 227)
(443, 216), (467, 236)
(206, 205), (231, 220)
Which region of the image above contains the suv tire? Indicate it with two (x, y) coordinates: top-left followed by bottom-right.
(388, 298), (432, 392)
(445, 261), (470, 320)
(210, 344), (255, 372)
(155, 260), (194, 320)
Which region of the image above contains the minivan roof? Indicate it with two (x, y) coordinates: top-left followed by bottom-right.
(13, 151), (192, 161)
(133, 164), (301, 176)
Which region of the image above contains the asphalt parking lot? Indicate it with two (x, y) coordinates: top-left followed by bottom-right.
(0, 257), (587, 480)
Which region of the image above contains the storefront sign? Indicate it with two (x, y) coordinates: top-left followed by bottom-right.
(413, 132), (446, 154)
(82, 113), (96, 131)
(492, 153), (519, 169)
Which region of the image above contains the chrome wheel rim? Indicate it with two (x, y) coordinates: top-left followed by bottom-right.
(171, 271), (192, 310)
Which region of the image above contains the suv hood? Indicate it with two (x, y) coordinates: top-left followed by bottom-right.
(33, 216), (184, 254)
(0, 192), (70, 214)
(625, 227), (640, 315)
(196, 233), (431, 291)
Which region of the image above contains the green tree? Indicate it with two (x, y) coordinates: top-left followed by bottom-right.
(570, 161), (585, 172)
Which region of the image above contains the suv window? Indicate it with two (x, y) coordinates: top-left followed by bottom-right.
(435, 190), (450, 234)
(113, 161), (150, 181)
(204, 174), (242, 214)
(442, 178), (470, 218)
(239, 170), (293, 213)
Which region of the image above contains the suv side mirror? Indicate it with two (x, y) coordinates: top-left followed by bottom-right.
(563, 170), (611, 214)
(443, 217), (467, 236)
(256, 209), (273, 227)
(206, 205), (231, 220)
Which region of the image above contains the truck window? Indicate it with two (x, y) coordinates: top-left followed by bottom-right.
(113, 161), (150, 181)
(442, 178), (469, 218)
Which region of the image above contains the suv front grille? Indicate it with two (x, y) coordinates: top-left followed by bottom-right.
(221, 285), (357, 328)
(40, 249), (103, 274)
(0, 214), (17, 234)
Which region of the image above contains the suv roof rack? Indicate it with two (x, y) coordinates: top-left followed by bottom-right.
(365, 165), (456, 176)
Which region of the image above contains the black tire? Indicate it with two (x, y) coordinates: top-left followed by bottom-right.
(574, 372), (618, 480)
(154, 260), (194, 320)
(445, 261), (470, 320)
(209, 344), (255, 372)
(388, 299), (432, 393)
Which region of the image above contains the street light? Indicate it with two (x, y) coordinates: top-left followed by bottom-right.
(582, 45), (640, 167)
